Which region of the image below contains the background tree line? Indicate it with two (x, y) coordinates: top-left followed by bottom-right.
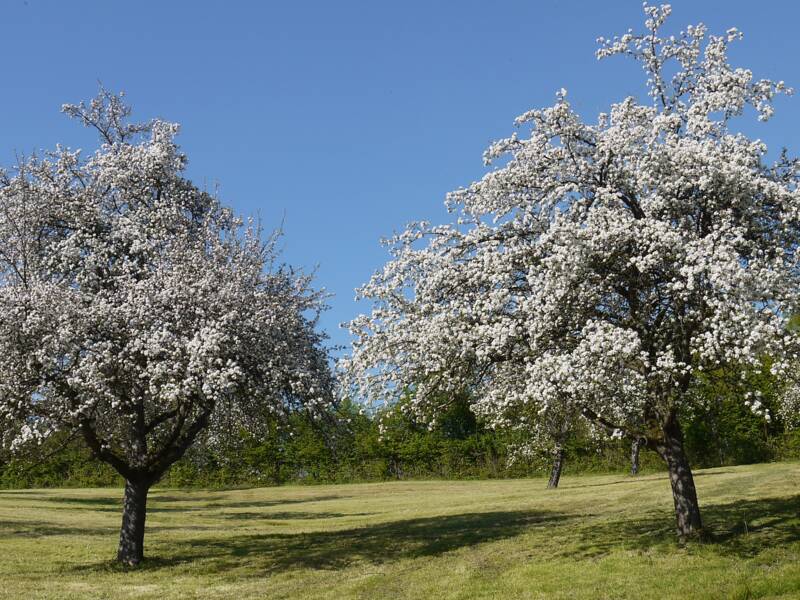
(4, 363), (798, 489)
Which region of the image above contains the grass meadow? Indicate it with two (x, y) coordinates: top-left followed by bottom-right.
(0, 462), (798, 599)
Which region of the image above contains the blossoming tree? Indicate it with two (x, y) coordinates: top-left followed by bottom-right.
(0, 90), (334, 564)
(345, 4), (800, 537)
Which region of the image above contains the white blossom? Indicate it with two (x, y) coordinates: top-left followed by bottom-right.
(0, 89), (333, 480)
(343, 5), (800, 460)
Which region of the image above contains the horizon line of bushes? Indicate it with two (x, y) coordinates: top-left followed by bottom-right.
(4, 388), (800, 490)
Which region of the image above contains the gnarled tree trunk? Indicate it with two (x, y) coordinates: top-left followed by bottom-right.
(117, 478), (150, 565)
(630, 437), (642, 476)
(547, 446), (565, 489)
(655, 414), (702, 538)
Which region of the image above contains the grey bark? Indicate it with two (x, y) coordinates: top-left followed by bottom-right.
(547, 446), (565, 489)
(655, 414), (703, 538)
(579, 405), (703, 538)
(630, 437), (642, 476)
(101, 407), (211, 564)
(117, 478), (150, 565)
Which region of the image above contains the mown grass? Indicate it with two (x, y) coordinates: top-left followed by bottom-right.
(0, 462), (798, 599)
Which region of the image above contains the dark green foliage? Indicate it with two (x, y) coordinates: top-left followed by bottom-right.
(3, 369), (797, 488)
(0, 403), (650, 488)
(683, 362), (784, 467)
(776, 429), (800, 460)
(0, 431), (120, 488)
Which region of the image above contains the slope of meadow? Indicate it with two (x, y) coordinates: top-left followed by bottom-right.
(0, 462), (798, 599)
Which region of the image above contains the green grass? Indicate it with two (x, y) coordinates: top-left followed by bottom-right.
(0, 462), (798, 599)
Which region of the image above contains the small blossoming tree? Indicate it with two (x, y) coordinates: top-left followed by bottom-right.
(502, 399), (580, 489)
(345, 4), (800, 537)
(0, 90), (333, 564)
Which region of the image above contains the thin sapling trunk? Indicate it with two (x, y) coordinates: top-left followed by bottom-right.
(631, 437), (642, 476)
(547, 446), (565, 489)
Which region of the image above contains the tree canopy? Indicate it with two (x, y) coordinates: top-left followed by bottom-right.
(0, 90), (334, 563)
(344, 3), (800, 537)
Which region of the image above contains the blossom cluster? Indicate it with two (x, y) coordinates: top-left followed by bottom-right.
(343, 4), (800, 448)
(0, 90), (333, 475)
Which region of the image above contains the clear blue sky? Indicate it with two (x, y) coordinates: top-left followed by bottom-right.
(2, 1), (799, 353)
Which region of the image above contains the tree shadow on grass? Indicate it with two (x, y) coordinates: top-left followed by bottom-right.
(562, 470), (733, 490)
(693, 470), (735, 477)
(562, 477), (659, 490)
(565, 494), (800, 559)
(0, 519), (116, 538)
(151, 493), (347, 507)
(0, 492), (348, 513)
(219, 511), (374, 521)
(75, 509), (568, 574)
(148, 495), (350, 514)
(0, 492), (120, 505)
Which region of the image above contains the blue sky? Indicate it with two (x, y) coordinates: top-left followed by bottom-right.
(2, 1), (799, 353)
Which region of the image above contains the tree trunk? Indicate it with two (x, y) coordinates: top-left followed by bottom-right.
(656, 415), (703, 538)
(631, 438), (641, 476)
(117, 478), (149, 565)
(547, 446), (565, 489)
